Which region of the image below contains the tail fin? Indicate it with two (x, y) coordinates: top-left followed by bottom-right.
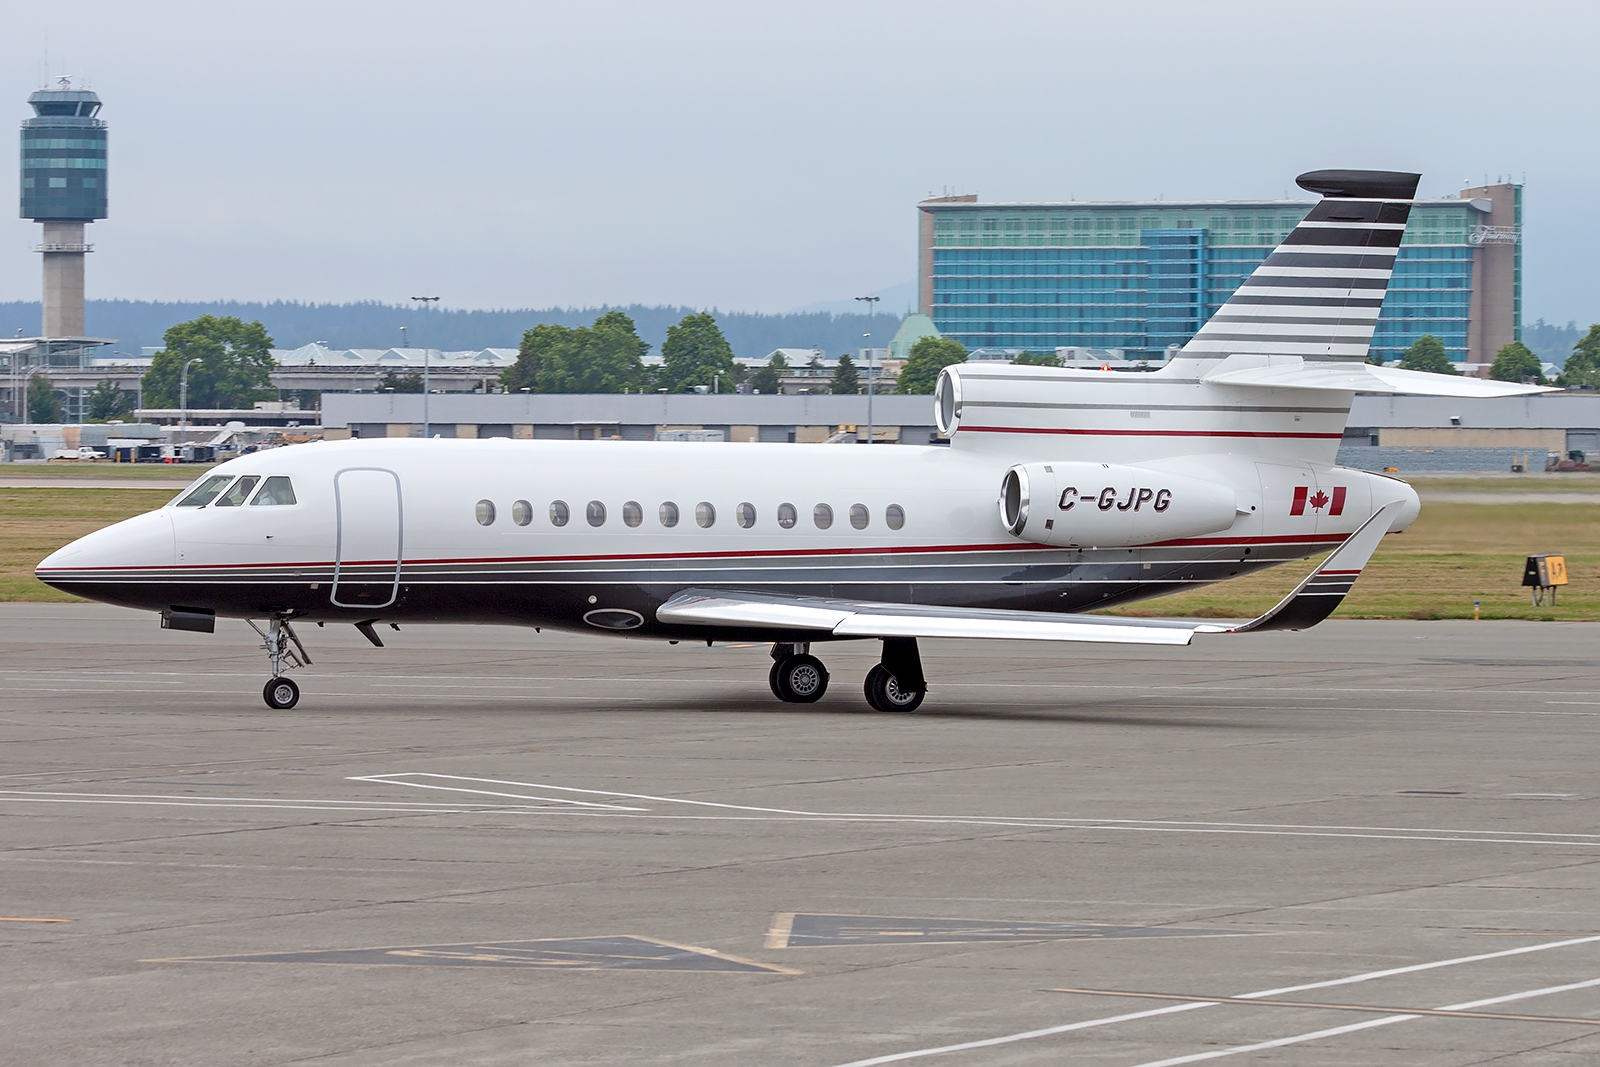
(1180, 169), (1420, 363)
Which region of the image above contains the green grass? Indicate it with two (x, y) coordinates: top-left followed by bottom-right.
(2, 463), (213, 479)
(0, 488), (176, 601)
(1108, 502), (1600, 621)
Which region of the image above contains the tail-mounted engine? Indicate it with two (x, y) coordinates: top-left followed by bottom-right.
(999, 462), (1239, 548)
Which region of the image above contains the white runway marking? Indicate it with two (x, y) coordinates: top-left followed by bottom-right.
(350, 773), (1600, 847)
(1120, 975), (1600, 1067)
(4, 775), (1597, 850)
(826, 936), (1600, 1067)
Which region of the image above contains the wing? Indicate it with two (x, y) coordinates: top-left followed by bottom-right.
(1201, 354), (1554, 398)
(657, 506), (1399, 645)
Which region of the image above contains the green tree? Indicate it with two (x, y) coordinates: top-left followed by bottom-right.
(500, 312), (650, 394)
(1557, 324), (1600, 389)
(1011, 351), (1063, 367)
(142, 316), (276, 408)
(502, 322), (566, 392)
(567, 310), (650, 393)
(659, 312), (736, 393)
(379, 368), (425, 393)
(750, 350), (789, 394)
(85, 378), (133, 421)
(1397, 334), (1458, 375)
(897, 336), (968, 394)
(831, 351), (860, 394)
(26, 372), (64, 423)
(1489, 341), (1546, 385)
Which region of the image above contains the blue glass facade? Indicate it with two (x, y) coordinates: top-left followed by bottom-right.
(923, 199), (1488, 363)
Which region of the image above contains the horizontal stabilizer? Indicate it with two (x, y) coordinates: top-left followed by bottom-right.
(1202, 355), (1554, 398)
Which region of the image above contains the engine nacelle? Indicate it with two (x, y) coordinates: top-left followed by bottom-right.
(999, 462), (1239, 547)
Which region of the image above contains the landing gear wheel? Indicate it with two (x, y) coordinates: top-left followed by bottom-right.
(865, 664), (925, 713)
(263, 677), (300, 710)
(772, 654), (828, 703)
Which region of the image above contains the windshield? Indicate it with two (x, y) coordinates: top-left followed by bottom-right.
(174, 474), (233, 508)
(214, 476), (260, 507)
(250, 476), (297, 506)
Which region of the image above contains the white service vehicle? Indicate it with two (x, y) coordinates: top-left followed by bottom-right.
(51, 446), (108, 461)
(37, 169), (1550, 711)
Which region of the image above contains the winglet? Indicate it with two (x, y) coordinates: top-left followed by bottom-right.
(1198, 504), (1396, 634)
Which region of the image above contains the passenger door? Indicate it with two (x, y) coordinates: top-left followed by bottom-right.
(332, 468), (402, 609)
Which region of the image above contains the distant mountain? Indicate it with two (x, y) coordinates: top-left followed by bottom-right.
(0, 300), (907, 362)
(1523, 319), (1589, 367)
(788, 279), (918, 317)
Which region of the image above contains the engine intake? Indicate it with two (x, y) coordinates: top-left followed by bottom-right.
(1000, 462), (1238, 547)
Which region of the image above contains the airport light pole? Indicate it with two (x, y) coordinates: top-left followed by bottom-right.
(855, 295), (879, 444)
(411, 296), (439, 437)
(178, 357), (201, 460)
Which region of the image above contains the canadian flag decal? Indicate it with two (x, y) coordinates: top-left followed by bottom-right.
(1290, 486), (1347, 516)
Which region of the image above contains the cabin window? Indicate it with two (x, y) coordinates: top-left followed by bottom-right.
(659, 501), (679, 527)
(175, 474), (232, 507)
(549, 500), (570, 526)
(213, 475), (260, 507)
(777, 503), (797, 529)
(695, 502), (716, 528)
(850, 503), (869, 530)
(622, 501), (643, 527)
(885, 504), (905, 530)
(813, 503), (833, 530)
(586, 500), (607, 527)
(512, 500), (532, 526)
(476, 499), (496, 526)
(736, 502), (756, 528)
(250, 477), (296, 506)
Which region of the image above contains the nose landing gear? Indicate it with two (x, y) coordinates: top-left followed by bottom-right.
(247, 615), (312, 709)
(263, 677), (300, 710)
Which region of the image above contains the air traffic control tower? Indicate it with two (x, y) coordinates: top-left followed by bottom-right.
(20, 80), (107, 337)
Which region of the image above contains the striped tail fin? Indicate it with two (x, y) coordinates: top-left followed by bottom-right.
(1180, 169), (1420, 363)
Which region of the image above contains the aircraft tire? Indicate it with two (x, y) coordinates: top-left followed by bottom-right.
(773, 654), (828, 703)
(865, 664), (924, 713)
(263, 677), (300, 710)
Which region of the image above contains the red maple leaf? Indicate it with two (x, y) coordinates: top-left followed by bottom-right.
(1307, 490), (1330, 511)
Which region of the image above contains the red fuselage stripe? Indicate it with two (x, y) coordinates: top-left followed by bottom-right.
(35, 533), (1352, 575)
(961, 426), (1345, 440)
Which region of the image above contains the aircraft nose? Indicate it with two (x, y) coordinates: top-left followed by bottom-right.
(36, 510), (176, 587)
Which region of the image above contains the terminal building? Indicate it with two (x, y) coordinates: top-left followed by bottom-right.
(917, 182), (1522, 369)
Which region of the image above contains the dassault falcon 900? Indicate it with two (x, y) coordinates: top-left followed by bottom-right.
(38, 170), (1548, 711)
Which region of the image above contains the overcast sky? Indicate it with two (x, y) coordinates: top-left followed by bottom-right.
(4, 0), (1596, 323)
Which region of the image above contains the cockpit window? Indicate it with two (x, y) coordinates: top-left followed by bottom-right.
(175, 474), (233, 507)
(250, 476), (297, 506)
(213, 475), (260, 507)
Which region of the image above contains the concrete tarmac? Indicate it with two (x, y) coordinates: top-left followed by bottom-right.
(2, 604), (1598, 1066)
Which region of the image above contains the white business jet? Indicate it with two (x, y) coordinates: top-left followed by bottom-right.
(38, 169), (1547, 711)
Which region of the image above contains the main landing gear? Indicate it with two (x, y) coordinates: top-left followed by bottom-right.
(769, 643), (829, 703)
(248, 615), (312, 709)
(768, 637), (928, 712)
